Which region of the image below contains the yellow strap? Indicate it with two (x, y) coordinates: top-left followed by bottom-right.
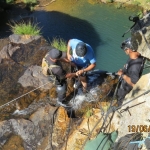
(49, 65), (60, 68)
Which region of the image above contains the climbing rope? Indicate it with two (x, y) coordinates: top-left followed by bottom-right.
(49, 67), (149, 149)
(0, 81), (51, 109)
(129, 136), (150, 149)
(115, 89), (150, 112)
(80, 76), (118, 150)
(50, 106), (60, 150)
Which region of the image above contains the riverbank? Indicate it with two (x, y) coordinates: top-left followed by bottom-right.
(98, 0), (149, 11)
(32, 0), (150, 20)
(114, 0), (150, 11)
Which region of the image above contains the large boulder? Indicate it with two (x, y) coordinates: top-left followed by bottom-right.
(131, 13), (150, 59)
(0, 34), (55, 121)
(111, 73), (150, 149)
(0, 100), (58, 149)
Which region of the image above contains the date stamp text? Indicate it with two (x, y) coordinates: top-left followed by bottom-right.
(128, 125), (150, 132)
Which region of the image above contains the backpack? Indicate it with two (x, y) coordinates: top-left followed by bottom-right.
(84, 131), (118, 150)
(41, 57), (60, 76)
(113, 133), (143, 150)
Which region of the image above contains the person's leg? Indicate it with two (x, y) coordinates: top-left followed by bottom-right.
(56, 82), (67, 103)
(80, 76), (87, 93)
(117, 88), (127, 106)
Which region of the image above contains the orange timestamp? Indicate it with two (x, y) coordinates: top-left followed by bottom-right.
(128, 125), (150, 132)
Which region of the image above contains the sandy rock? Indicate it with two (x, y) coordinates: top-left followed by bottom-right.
(9, 34), (41, 45)
(62, 108), (116, 150)
(1, 102), (58, 150)
(52, 106), (70, 149)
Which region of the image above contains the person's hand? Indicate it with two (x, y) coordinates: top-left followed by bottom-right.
(117, 69), (123, 76)
(67, 54), (73, 61)
(75, 70), (84, 76)
(65, 73), (75, 78)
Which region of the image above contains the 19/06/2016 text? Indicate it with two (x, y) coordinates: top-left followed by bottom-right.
(128, 125), (150, 132)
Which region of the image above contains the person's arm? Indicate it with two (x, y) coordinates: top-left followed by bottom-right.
(67, 40), (73, 61)
(65, 72), (76, 78)
(117, 69), (135, 87)
(76, 63), (96, 76)
(122, 74), (135, 87)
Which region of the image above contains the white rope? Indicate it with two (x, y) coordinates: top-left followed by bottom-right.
(0, 82), (51, 109)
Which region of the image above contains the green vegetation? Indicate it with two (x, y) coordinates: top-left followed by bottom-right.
(137, 10), (144, 18)
(131, 0), (141, 6)
(106, 0), (114, 3)
(23, 0), (37, 11)
(50, 38), (67, 52)
(9, 21), (41, 36)
(6, 0), (14, 4)
(85, 108), (93, 118)
(0, 0), (38, 11)
(24, 0), (37, 4)
(115, 3), (123, 9)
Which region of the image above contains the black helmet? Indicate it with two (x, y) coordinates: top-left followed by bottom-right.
(76, 42), (87, 57)
(121, 38), (135, 51)
(50, 48), (62, 59)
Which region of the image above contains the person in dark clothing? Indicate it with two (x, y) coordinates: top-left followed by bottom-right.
(42, 48), (69, 104)
(116, 37), (145, 106)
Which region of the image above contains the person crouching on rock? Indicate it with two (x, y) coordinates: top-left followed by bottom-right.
(42, 48), (70, 105)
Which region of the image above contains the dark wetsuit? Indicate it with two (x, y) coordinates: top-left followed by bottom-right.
(45, 51), (67, 102)
(117, 56), (144, 105)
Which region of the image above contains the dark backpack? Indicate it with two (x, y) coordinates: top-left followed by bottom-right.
(112, 133), (143, 150)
